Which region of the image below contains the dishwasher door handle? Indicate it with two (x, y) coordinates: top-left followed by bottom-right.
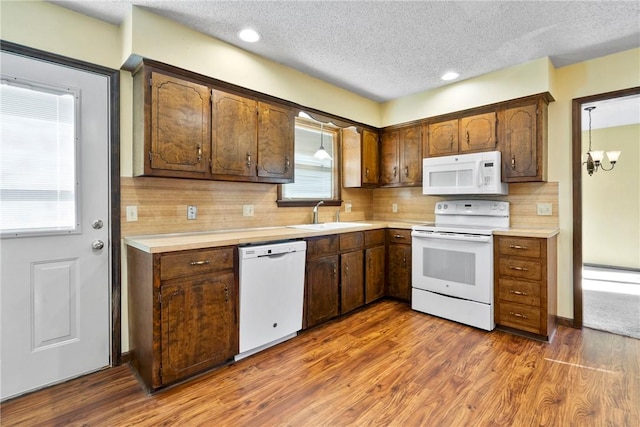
(258, 252), (290, 259)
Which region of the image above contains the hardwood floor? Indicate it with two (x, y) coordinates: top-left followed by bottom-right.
(2, 300), (639, 426)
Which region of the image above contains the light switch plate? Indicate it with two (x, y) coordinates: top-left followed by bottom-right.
(537, 203), (552, 216)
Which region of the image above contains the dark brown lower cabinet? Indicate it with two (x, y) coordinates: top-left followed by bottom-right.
(365, 230), (386, 303)
(341, 250), (364, 314)
(386, 229), (412, 302)
(127, 245), (238, 392)
(304, 235), (340, 329)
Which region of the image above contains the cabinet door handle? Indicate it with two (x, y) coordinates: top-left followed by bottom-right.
(332, 262), (337, 277)
(224, 284), (229, 303)
(403, 256), (407, 267)
(197, 145), (202, 162)
(509, 311), (528, 319)
(509, 244), (528, 250)
(284, 156), (290, 172)
(404, 166), (409, 177)
(190, 260), (211, 266)
(511, 156), (516, 170)
(466, 130), (470, 145)
(365, 168), (370, 178)
(392, 166), (397, 177)
(246, 152), (251, 168)
(509, 290), (529, 296)
(509, 266), (528, 272)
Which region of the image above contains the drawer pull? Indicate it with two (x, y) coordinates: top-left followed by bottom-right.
(509, 244), (528, 250)
(509, 266), (528, 272)
(509, 290), (529, 296)
(394, 234), (406, 239)
(190, 260), (211, 266)
(509, 311), (528, 319)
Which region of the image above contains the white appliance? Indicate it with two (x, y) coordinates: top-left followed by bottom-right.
(422, 151), (508, 196)
(411, 200), (509, 331)
(237, 240), (306, 360)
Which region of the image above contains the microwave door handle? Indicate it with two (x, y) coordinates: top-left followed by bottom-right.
(477, 160), (483, 188)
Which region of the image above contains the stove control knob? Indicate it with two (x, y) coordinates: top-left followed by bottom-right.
(436, 203), (442, 210)
(498, 204), (506, 211)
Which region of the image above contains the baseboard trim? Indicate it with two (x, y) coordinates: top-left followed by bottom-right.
(556, 316), (574, 328)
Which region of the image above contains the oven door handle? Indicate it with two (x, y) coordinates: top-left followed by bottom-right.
(412, 230), (492, 243)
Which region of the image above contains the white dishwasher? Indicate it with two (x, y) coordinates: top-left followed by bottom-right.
(236, 240), (306, 360)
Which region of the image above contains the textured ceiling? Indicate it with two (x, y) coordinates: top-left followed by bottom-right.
(49, 1), (640, 102)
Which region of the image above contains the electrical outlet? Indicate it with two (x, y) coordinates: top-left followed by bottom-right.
(537, 203), (552, 216)
(187, 205), (197, 220)
(125, 205), (138, 222)
(392, 203), (398, 213)
(243, 205), (254, 217)
(345, 202), (352, 213)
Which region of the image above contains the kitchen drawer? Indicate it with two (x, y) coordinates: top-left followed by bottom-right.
(306, 235), (339, 259)
(364, 229), (385, 247)
(340, 232), (364, 252)
(160, 246), (234, 281)
(497, 302), (541, 335)
(386, 229), (411, 244)
(497, 278), (541, 307)
(498, 257), (542, 281)
(497, 237), (541, 258)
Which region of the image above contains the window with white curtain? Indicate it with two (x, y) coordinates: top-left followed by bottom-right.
(0, 79), (78, 236)
(279, 116), (339, 204)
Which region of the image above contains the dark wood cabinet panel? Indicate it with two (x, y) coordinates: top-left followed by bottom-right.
(148, 71), (211, 176)
(428, 119), (459, 157)
(160, 272), (236, 384)
(362, 129), (380, 185)
(380, 125), (422, 187)
(399, 125), (422, 185)
(211, 90), (256, 178)
(341, 250), (364, 314)
(365, 245), (385, 303)
(305, 255), (340, 329)
(380, 130), (399, 185)
(502, 104), (538, 180)
(386, 228), (412, 302)
(460, 112), (497, 153)
(257, 102), (295, 181)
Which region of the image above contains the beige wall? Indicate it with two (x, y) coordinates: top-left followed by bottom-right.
(582, 125), (640, 269)
(2, 1), (639, 345)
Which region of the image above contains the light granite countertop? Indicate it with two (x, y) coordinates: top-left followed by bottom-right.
(125, 221), (560, 254)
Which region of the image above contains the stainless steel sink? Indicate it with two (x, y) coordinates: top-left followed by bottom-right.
(287, 222), (371, 231)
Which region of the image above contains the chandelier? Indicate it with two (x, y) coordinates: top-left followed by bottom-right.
(583, 106), (621, 176)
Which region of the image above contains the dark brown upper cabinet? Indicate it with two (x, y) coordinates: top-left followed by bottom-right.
(380, 124), (422, 187)
(459, 112), (498, 153)
(499, 95), (550, 182)
(342, 127), (380, 188)
(427, 119), (459, 157)
(133, 62), (295, 183)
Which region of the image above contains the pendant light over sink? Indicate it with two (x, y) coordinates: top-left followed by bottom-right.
(313, 123), (332, 160)
(583, 106), (621, 176)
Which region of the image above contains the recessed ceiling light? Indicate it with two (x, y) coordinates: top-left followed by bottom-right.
(441, 71), (460, 81)
(238, 28), (260, 43)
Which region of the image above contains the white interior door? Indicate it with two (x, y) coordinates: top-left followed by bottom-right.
(0, 51), (111, 400)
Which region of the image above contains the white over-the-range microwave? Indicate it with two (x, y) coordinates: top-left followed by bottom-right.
(422, 150), (508, 195)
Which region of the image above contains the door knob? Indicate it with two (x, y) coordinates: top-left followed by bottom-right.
(92, 219), (104, 229)
(92, 240), (105, 250)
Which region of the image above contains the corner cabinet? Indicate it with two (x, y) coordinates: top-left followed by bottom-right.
(127, 245), (238, 392)
(342, 127), (380, 187)
(380, 124), (422, 187)
(364, 229), (386, 303)
(499, 95), (550, 182)
(133, 62), (295, 183)
(494, 235), (557, 341)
